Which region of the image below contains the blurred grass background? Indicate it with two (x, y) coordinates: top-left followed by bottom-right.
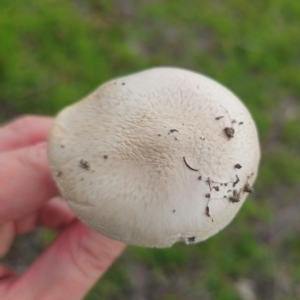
(1, 0), (300, 299)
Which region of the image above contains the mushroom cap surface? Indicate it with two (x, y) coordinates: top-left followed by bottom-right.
(47, 67), (260, 248)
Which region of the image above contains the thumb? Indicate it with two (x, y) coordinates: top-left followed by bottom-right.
(2, 220), (126, 300)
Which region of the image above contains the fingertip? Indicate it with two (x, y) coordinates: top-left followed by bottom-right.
(37, 197), (76, 230)
(0, 115), (53, 152)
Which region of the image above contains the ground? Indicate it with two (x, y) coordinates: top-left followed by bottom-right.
(1, 0), (300, 299)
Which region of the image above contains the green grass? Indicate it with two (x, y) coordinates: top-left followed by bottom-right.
(1, 0), (300, 299)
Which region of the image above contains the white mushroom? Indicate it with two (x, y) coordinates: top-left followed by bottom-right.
(47, 67), (260, 248)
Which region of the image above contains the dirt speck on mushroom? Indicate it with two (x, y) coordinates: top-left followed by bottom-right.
(244, 183), (255, 193)
(169, 129), (179, 134)
(183, 156), (199, 172)
(233, 175), (240, 187)
(79, 159), (90, 170)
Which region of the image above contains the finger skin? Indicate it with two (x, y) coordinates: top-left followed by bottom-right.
(0, 223), (14, 258)
(2, 221), (126, 300)
(0, 198), (75, 262)
(0, 116), (125, 299)
(0, 116), (53, 152)
(0, 143), (58, 223)
(0, 265), (15, 280)
(14, 197), (75, 234)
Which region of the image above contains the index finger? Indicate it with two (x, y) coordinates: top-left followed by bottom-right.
(0, 115), (53, 152)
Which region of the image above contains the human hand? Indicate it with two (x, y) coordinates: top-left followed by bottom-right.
(0, 116), (126, 300)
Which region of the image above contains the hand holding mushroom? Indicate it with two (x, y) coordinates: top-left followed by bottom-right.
(48, 67), (260, 248)
(0, 116), (125, 300)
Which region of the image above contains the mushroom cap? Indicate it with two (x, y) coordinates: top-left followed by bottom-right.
(47, 67), (260, 248)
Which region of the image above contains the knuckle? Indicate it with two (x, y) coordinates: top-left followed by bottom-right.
(69, 226), (119, 278)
